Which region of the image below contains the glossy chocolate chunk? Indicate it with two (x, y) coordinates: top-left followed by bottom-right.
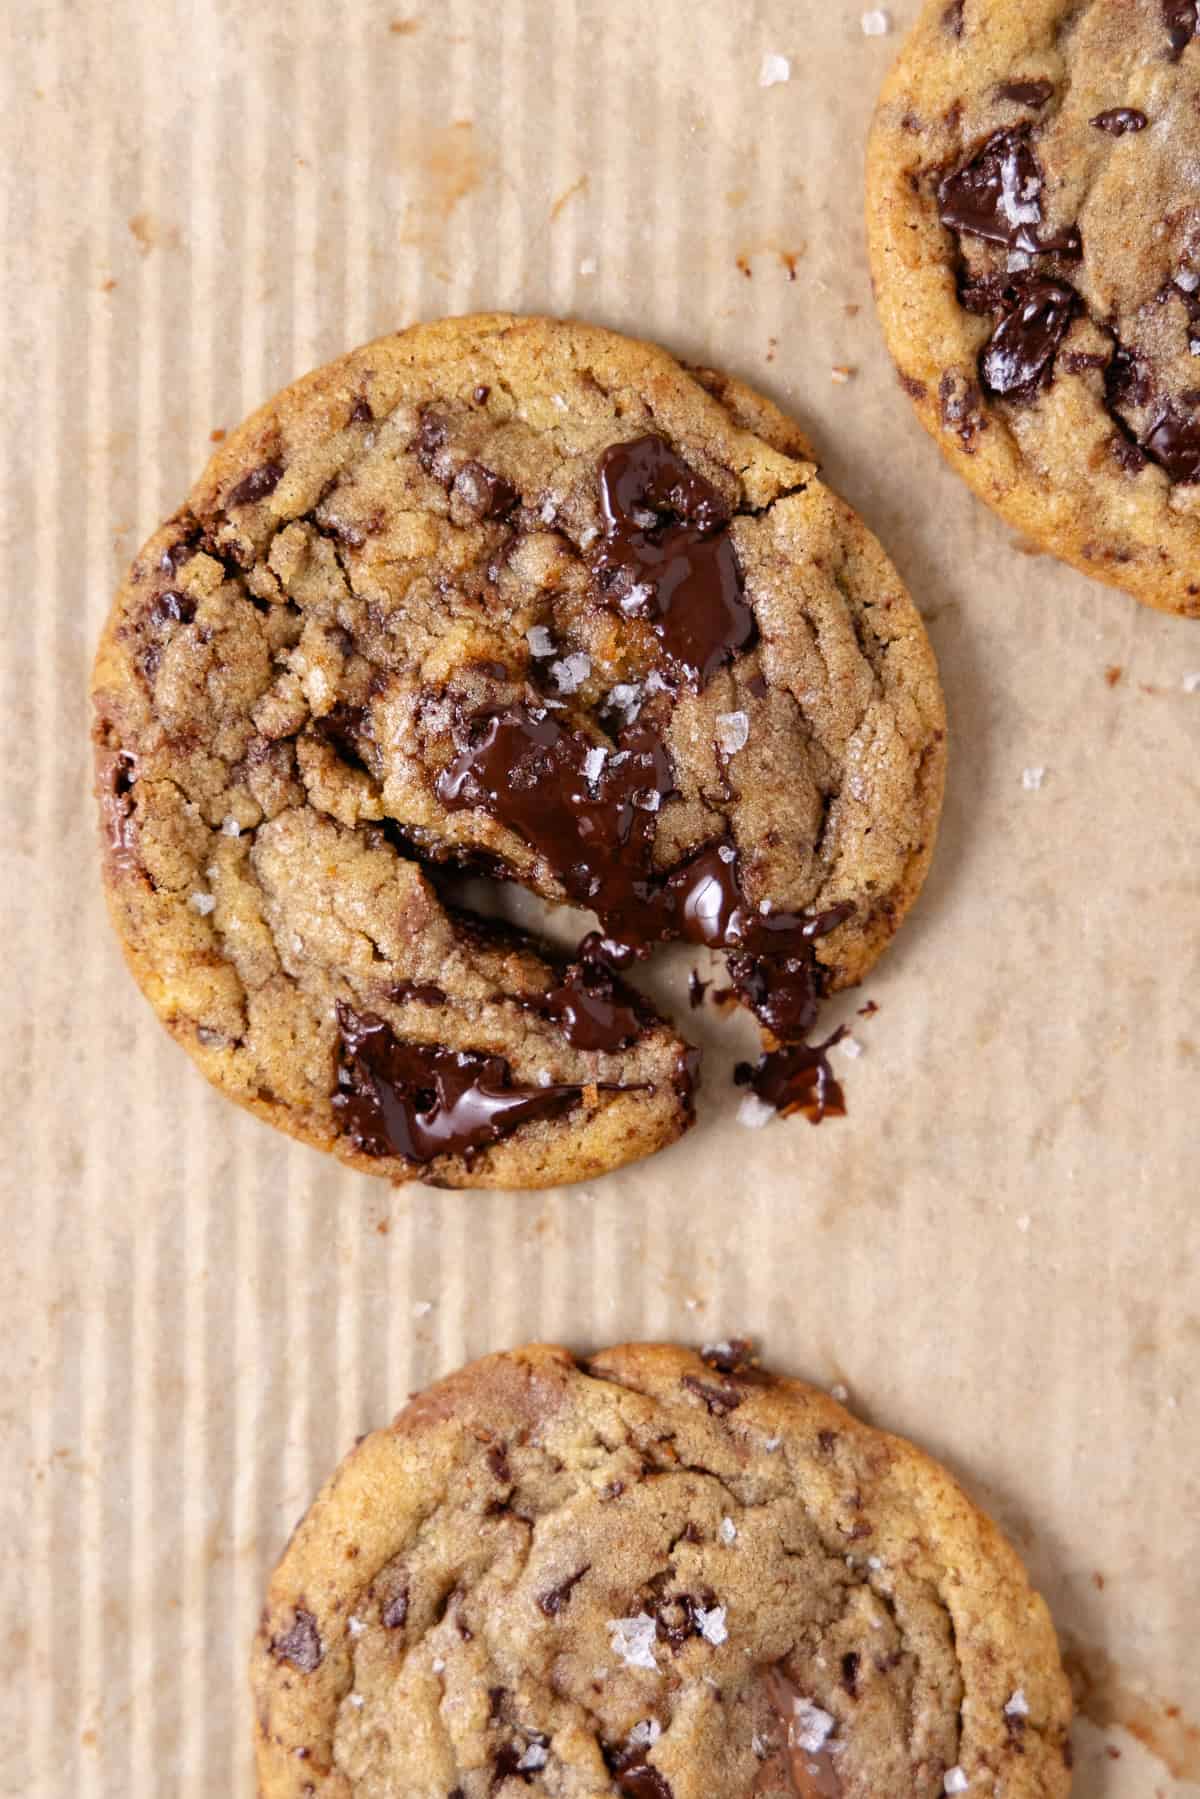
(333, 1004), (584, 1163)
(980, 278), (1077, 396)
(1142, 399), (1200, 480)
(737, 1034), (848, 1126)
(537, 963), (643, 1053)
(938, 128), (1081, 256)
(996, 79), (1054, 106)
(1090, 108), (1149, 134)
(592, 436), (756, 688)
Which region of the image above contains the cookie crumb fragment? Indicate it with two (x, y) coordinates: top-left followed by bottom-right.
(1022, 766), (1047, 791)
(413, 1300), (433, 1317)
(759, 52), (790, 86)
(831, 365), (855, 384)
(862, 9), (891, 33)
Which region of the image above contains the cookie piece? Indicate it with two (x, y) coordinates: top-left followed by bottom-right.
(251, 1343), (1073, 1798)
(92, 315), (945, 1188)
(868, 0), (1200, 615)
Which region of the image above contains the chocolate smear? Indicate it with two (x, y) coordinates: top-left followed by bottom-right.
(333, 1004), (585, 1163)
(592, 435), (755, 689)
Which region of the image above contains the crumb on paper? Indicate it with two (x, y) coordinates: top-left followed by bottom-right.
(1183, 672), (1200, 693)
(608, 1614), (659, 1671)
(791, 1700), (835, 1753)
(716, 710), (750, 755)
(759, 51), (790, 86)
(720, 1516), (738, 1545)
(697, 1605), (728, 1645)
(579, 255), (597, 276)
(684, 1295), (702, 1312)
(1016, 1214), (1032, 1233)
(839, 1034), (864, 1059)
(738, 1094), (776, 1130)
(862, 9), (891, 34)
(1004, 1690), (1030, 1718)
(831, 365), (854, 384)
(189, 891), (215, 916)
(413, 1300), (433, 1318)
(1105, 665), (1123, 687)
(1022, 766), (1047, 791)
(944, 1771), (969, 1795)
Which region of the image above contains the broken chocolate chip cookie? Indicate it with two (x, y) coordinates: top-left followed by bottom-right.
(91, 315), (945, 1187)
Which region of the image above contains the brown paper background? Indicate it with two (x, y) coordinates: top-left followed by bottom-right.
(3, 0), (1198, 1792)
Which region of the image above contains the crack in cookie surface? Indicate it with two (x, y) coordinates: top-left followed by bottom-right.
(92, 316), (945, 1186)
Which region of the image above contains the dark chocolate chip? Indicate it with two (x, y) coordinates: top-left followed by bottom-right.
(979, 278), (1077, 397)
(271, 1609), (323, 1673)
(473, 384), (490, 405)
(537, 1565), (591, 1616)
(592, 435), (755, 689)
(349, 395), (374, 423)
(150, 589), (196, 627)
(381, 1588), (409, 1629)
(414, 410), (450, 476)
(536, 962), (643, 1053)
(687, 970), (709, 1009)
(680, 1375), (743, 1416)
(938, 128), (1081, 256)
(1111, 432), (1148, 474)
(487, 1442), (512, 1484)
(1163, 0), (1198, 59)
(228, 460), (284, 507)
(389, 981), (447, 1006)
(1090, 108), (1148, 135)
(332, 1005), (585, 1163)
(842, 1651), (861, 1697)
(735, 1033), (848, 1126)
(942, 0), (965, 33)
(604, 1748), (674, 1799)
(995, 80), (1054, 106)
(1143, 399), (1200, 481)
(453, 460), (520, 520)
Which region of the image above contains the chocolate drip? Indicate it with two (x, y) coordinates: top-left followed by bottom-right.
(537, 963), (643, 1053)
(333, 1004), (584, 1163)
(592, 436), (756, 689)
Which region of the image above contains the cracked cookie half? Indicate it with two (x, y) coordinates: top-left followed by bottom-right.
(91, 315), (945, 1188)
(251, 1343), (1073, 1798)
(869, 0), (1200, 616)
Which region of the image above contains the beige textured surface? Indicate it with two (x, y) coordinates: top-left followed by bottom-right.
(1, 1), (1198, 1795)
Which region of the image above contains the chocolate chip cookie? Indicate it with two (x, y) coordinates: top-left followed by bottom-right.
(251, 1343), (1072, 1798)
(92, 315), (945, 1188)
(868, 0), (1200, 615)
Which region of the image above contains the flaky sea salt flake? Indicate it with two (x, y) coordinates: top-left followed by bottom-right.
(1004, 1690), (1030, 1718)
(551, 652), (591, 694)
(720, 1516), (738, 1545)
(413, 1300), (433, 1318)
(583, 746), (609, 788)
(944, 1770), (969, 1795)
(791, 1700), (835, 1754)
(1022, 765), (1046, 791)
(347, 1616), (366, 1637)
(697, 1605), (728, 1646)
(517, 1743), (549, 1772)
(221, 815), (242, 837)
(862, 8), (891, 34)
(579, 256), (598, 276)
(608, 1613), (659, 1671)
(839, 1034), (864, 1059)
(759, 52), (790, 86)
(716, 710), (750, 755)
(830, 1382), (850, 1402)
(526, 625), (555, 658)
(1183, 671), (1200, 692)
(189, 892), (215, 916)
(628, 1720), (662, 1749)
